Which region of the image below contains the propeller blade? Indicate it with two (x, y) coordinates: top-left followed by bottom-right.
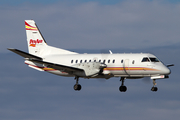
(167, 64), (174, 67)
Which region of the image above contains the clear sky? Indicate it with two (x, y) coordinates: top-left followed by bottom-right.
(0, 0), (180, 120)
(1, 0), (180, 5)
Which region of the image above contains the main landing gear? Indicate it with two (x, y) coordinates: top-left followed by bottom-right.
(74, 76), (82, 91)
(151, 79), (158, 92)
(119, 77), (127, 92)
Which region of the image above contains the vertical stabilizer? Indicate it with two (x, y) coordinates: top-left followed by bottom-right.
(25, 20), (47, 56)
(25, 20), (78, 56)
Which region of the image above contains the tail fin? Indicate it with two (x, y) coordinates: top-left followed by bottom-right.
(25, 20), (47, 56)
(25, 20), (78, 56)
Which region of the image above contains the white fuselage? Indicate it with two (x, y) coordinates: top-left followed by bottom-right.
(25, 53), (170, 79)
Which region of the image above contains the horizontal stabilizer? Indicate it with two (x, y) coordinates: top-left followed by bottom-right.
(8, 48), (42, 60)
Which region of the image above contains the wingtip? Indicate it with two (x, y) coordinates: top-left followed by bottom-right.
(7, 48), (14, 50)
(7, 48), (17, 51)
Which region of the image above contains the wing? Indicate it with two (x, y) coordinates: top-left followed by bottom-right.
(29, 59), (84, 73)
(8, 48), (85, 76)
(29, 59), (106, 77)
(8, 48), (106, 77)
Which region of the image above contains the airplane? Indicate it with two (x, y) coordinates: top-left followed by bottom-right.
(8, 20), (173, 92)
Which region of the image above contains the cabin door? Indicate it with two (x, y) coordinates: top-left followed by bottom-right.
(123, 59), (130, 75)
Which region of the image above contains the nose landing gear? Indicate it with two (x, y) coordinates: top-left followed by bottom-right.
(151, 79), (158, 92)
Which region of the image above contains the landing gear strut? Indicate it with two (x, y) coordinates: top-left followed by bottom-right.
(119, 77), (127, 92)
(74, 76), (81, 91)
(151, 79), (158, 92)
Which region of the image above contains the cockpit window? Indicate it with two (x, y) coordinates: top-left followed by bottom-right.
(142, 57), (150, 62)
(149, 57), (159, 62)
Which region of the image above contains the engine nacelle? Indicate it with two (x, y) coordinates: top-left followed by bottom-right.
(72, 62), (106, 77)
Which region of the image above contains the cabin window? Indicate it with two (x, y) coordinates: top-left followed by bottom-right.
(84, 60), (87, 63)
(89, 60), (91, 62)
(99, 60), (101, 63)
(149, 57), (159, 62)
(80, 60), (82, 63)
(142, 57), (150, 62)
(108, 60), (110, 63)
(94, 60), (96, 62)
(71, 60), (73, 63)
(103, 60), (106, 64)
(113, 59), (115, 63)
(121, 60), (123, 63)
(132, 60), (135, 64)
(76, 60), (78, 63)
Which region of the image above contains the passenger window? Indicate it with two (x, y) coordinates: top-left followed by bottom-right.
(132, 60), (135, 64)
(80, 60), (82, 63)
(71, 60), (73, 63)
(76, 60), (78, 63)
(121, 60), (123, 63)
(113, 59), (115, 63)
(99, 60), (101, 63)
(89, 60), (91, 62)
(142, 57), (150, 62)
(108, 60), (110, 63)
(103, 60), (106, 64)
(94, 60), (96, 62)
(150, 58), (159, 62)
(84, 60), (87, 63)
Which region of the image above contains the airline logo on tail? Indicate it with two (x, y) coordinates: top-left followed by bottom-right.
(29, 39), (43, 47)
(25, 21), (37, 31)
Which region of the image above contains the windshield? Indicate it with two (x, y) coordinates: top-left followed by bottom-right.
(142, 57), (160, 62)
(141, 57), (150, 62)
(149, 57), (159, 62)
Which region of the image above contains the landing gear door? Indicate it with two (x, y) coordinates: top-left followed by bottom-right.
(123, 59), (130, 75)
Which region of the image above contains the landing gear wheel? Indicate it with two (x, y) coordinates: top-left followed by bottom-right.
(151, 79), (158, 92)
(119, 86), (127, 92)
(119, 77), (127, 92)
(151, 87), (158, 92)
(73, 76), (82, 91)
(74, 84), (82, 91)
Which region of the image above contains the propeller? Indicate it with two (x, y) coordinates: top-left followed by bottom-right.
(167, 64), (174, 67)
(95, 49), (113, 82)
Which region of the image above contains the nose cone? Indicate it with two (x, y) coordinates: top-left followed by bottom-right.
(163, 66), (171, 75)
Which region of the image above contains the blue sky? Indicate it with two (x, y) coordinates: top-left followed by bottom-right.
(0, 0), (121, 5)
(0, 0), (180, 120)
(1, 0), (180, 5)
(1, 0), (180, 52)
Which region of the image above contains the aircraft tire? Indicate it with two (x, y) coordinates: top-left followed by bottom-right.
(119, 86), (127, 92)
(151, 87), (158, 92)
(74, 84), (82, 91)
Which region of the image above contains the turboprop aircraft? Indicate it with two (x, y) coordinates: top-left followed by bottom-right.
(8, 20), (173, 92)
